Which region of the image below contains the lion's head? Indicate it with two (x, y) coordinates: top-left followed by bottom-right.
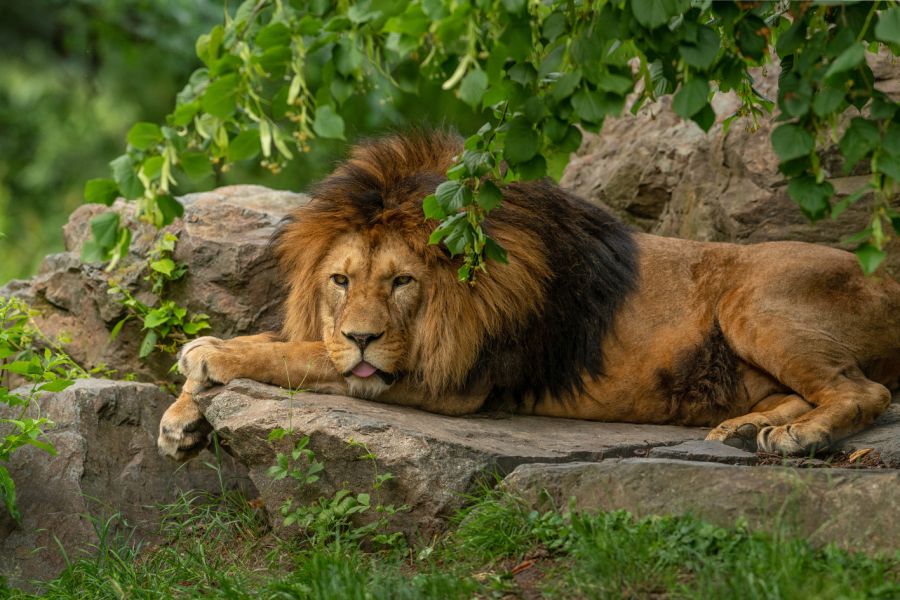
(275, 132), (638, 404)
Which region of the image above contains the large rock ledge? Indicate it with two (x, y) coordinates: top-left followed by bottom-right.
(198, 380), (900, 552)
(196, 380), (707, 532)
(504, 460), (900, 555)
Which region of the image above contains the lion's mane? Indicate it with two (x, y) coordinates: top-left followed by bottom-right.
(274, 132), (639, 402)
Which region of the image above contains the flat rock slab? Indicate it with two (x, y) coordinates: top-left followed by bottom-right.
(503, 459), (900, 555)
(648, 440), (758, 465)
(835, 402), (900, 465)
(196, 380), (706, 532)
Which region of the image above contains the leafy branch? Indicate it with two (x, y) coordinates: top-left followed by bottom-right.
(85, 0), (900, 278)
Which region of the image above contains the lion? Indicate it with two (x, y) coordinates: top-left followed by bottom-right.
(158, 131), (900, 461)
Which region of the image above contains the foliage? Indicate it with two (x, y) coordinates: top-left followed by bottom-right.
(0, 0), (224, 283)
(5, 482), (900, 598)
(107, 233), (210, 359)
(265, 432), (408, 549)
(85, 0), (900, 281)
(0, 297), (89, 520)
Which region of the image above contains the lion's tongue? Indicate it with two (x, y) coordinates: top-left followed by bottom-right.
(352, 361), (378, 378)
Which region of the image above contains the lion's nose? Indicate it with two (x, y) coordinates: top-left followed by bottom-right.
(342, 331), (384, 351)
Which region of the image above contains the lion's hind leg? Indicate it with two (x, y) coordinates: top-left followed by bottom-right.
(755, 370), (891, 455)
(706, 393), (813, 452)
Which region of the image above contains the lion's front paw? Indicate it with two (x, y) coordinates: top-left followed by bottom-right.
(178, 336), (228, 388)
(706, 422), (760, 452)
(757, 423), (830, 456)
(158, 394), (212, 461)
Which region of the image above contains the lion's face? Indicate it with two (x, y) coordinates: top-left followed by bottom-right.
(318, 231), (428, 398)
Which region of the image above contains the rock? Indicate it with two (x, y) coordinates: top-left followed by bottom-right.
(195, 379), (707, 535)
(561, 53), (900, 277)
(1, 185), (308, 382)
(502, 459), (900, 555)
(0, 379), (253, 588)
(834, 403), (900, 466)
(648, 440), (757, 465)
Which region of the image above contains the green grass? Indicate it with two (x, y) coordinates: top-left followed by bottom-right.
(3, 483), (899, 599)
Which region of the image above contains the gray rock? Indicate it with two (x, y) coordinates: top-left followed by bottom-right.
(195, 379), (707, 535)
(0, 379), (253, 588)
(2, 185), (309, 382)
(502, 459), (900, 555)
(561, 52), (900, 277)
(648, 440), (758, 465)
(835, 403), (900, 465)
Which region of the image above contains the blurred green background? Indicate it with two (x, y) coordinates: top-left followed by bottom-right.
(0, 0), (484, 285)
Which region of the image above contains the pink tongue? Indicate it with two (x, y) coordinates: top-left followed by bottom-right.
(351, 361), (378, 378)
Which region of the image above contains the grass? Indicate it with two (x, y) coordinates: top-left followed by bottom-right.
(3, 482), (899, 600)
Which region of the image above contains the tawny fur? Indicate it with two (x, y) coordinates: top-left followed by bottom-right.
(158, 132), (900, 461)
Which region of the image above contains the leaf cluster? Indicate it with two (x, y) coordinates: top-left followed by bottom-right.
(0, 297), (89, 521)
(89, 0), (900, 280)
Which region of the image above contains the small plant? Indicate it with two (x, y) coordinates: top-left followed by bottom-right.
(266, 432), (408, 549)
(0, 297), (87, 520)
(108, 232), (210, 359)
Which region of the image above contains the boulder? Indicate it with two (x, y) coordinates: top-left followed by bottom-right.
(561, 50), (900, 277)
(502, 458), (900, 555)
(0, 379), (253, 588)
(194, 379), (707, 535)
(1, 185), (308, 383)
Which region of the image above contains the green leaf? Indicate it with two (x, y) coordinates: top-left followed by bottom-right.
(691, 103), (715, 133)
(142, 156), (164, 180)
(201, 74), (240, 119)
(787, 176), (834, 221)
(171, 101), (200, 127)
(825, 43), (865, 79)
(0, 466), (19, 522)
(313, 105), (345, 140)
(156, 195), (184, 225)
(503, 118), (540, 164)
(672, 79), (709, 119)
(144, 310), (170, 329)
(139, 331), (158, 359)
(552, 71), (581, 101)
(423, 194), (447, 220)
(435, 180), (472, 211)
(84, 179), (119, 206)
(856, 243), (886, 275)
(477, 180), (503, 211)
(632, 0), (683, 29)
(90, 212), (121, 250)
(180, 152), (213, 180)
(459, 70), (488, 108)
(109, 317), (129, 341)
(109, 155), (144, 200)
(80, 239), (107, 264)
(150, 258), (176, 277)
(38, 379), (73, 393)
(515, 154), (547, 180)
(679, 26), (720, 69)
(255, 22), (292, 49)
(875, 7), (900, 45)
(771, 124), (815, 162)
(839, 118), (880, 170)
(571, 88), (614, 124)
(227, 130), (261, 162)
(884, 123), (900, 157)
(126, 122), (163, 150)
(878, 154), (900, 181)
(812, 86), (844, 117)
(183, 321), (210, 335)
(484, 237), (508, 264)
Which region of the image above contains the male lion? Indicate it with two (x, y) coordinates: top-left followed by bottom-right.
(159, 132), (900, 461)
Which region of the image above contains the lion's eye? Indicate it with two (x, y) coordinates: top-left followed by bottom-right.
(393, 275), (413, 288)
(331, 274), (349, 287)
